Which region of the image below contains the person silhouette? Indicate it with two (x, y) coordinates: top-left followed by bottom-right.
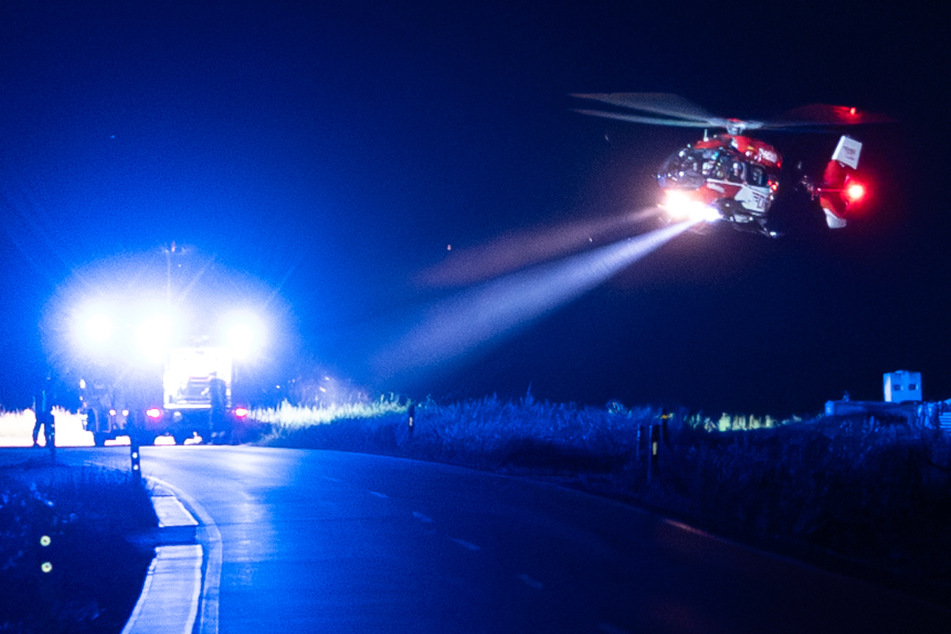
(208, 372), (229, 442)
(32, 379), (55, 448)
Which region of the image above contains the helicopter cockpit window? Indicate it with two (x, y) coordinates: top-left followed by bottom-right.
(658, 148), (706, 189)
(728, 161), (745, 183)
(700, 149), (719, 177)
(712, 154), (732, 180)
(748, 164), (767, 187)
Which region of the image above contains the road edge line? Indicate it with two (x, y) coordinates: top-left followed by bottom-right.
(129, 476), (223, 634)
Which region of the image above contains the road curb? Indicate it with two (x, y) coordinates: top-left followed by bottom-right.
(122, 477), (222, 634)
(122, 544), (202, 634)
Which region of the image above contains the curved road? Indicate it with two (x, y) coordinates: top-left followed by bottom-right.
(66, 446), (951, 632)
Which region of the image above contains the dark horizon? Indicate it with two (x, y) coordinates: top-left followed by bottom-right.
(2, 1), (948, 415)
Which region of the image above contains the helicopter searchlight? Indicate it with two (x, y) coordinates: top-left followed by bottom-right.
(661, 190), (721, 224)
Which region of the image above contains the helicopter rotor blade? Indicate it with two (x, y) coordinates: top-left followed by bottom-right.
(572, 92), (719, 123)
(572, 92), (768, 134)
(572, 108), (722, 128)
(765, 104), (896, 130)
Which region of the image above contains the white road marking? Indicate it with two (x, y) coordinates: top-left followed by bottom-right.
(122, 545), (201, 634)
(145, 476), (222, 634)
(153, 495), (198, 527)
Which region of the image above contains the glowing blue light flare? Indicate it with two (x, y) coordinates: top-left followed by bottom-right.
(134, 312), (176, 364)
(80, 310), (114, 347)
(222, 310), (267, 361)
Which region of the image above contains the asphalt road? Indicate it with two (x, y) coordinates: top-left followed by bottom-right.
(46, 446), (951, 632)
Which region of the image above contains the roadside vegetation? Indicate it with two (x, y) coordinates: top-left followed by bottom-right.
(257, 394), (951, 605)
(0, 458), (157, 633)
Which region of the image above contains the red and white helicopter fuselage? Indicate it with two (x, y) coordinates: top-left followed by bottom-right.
(573, 93), (881, 238)
(657, 133), (783, 235)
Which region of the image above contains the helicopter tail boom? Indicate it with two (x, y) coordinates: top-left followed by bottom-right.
(818, 135), (865, 229)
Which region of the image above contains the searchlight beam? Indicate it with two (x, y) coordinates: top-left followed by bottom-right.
(374, 219), (696, 378)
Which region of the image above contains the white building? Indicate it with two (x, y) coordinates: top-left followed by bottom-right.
(883, 370), (922, 403)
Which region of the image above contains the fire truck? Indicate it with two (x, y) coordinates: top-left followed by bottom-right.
(80, 346), (252, 445)
(63, 247), (269, 445)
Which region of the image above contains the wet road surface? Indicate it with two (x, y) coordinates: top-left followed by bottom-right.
(22, 446), (951, 633)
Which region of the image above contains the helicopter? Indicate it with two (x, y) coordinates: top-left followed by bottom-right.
(572, 93), (891, 237)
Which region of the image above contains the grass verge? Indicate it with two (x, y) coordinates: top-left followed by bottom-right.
(0, 458), (158, 633)
(257, 395), (951, 607)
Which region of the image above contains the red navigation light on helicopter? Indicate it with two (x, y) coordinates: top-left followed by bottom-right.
(844, 180), (866, 203)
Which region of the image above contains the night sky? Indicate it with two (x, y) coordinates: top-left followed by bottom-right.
(1, 1), (948, 414)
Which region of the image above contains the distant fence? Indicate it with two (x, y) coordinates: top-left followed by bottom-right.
(826, 400), (951, 431)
